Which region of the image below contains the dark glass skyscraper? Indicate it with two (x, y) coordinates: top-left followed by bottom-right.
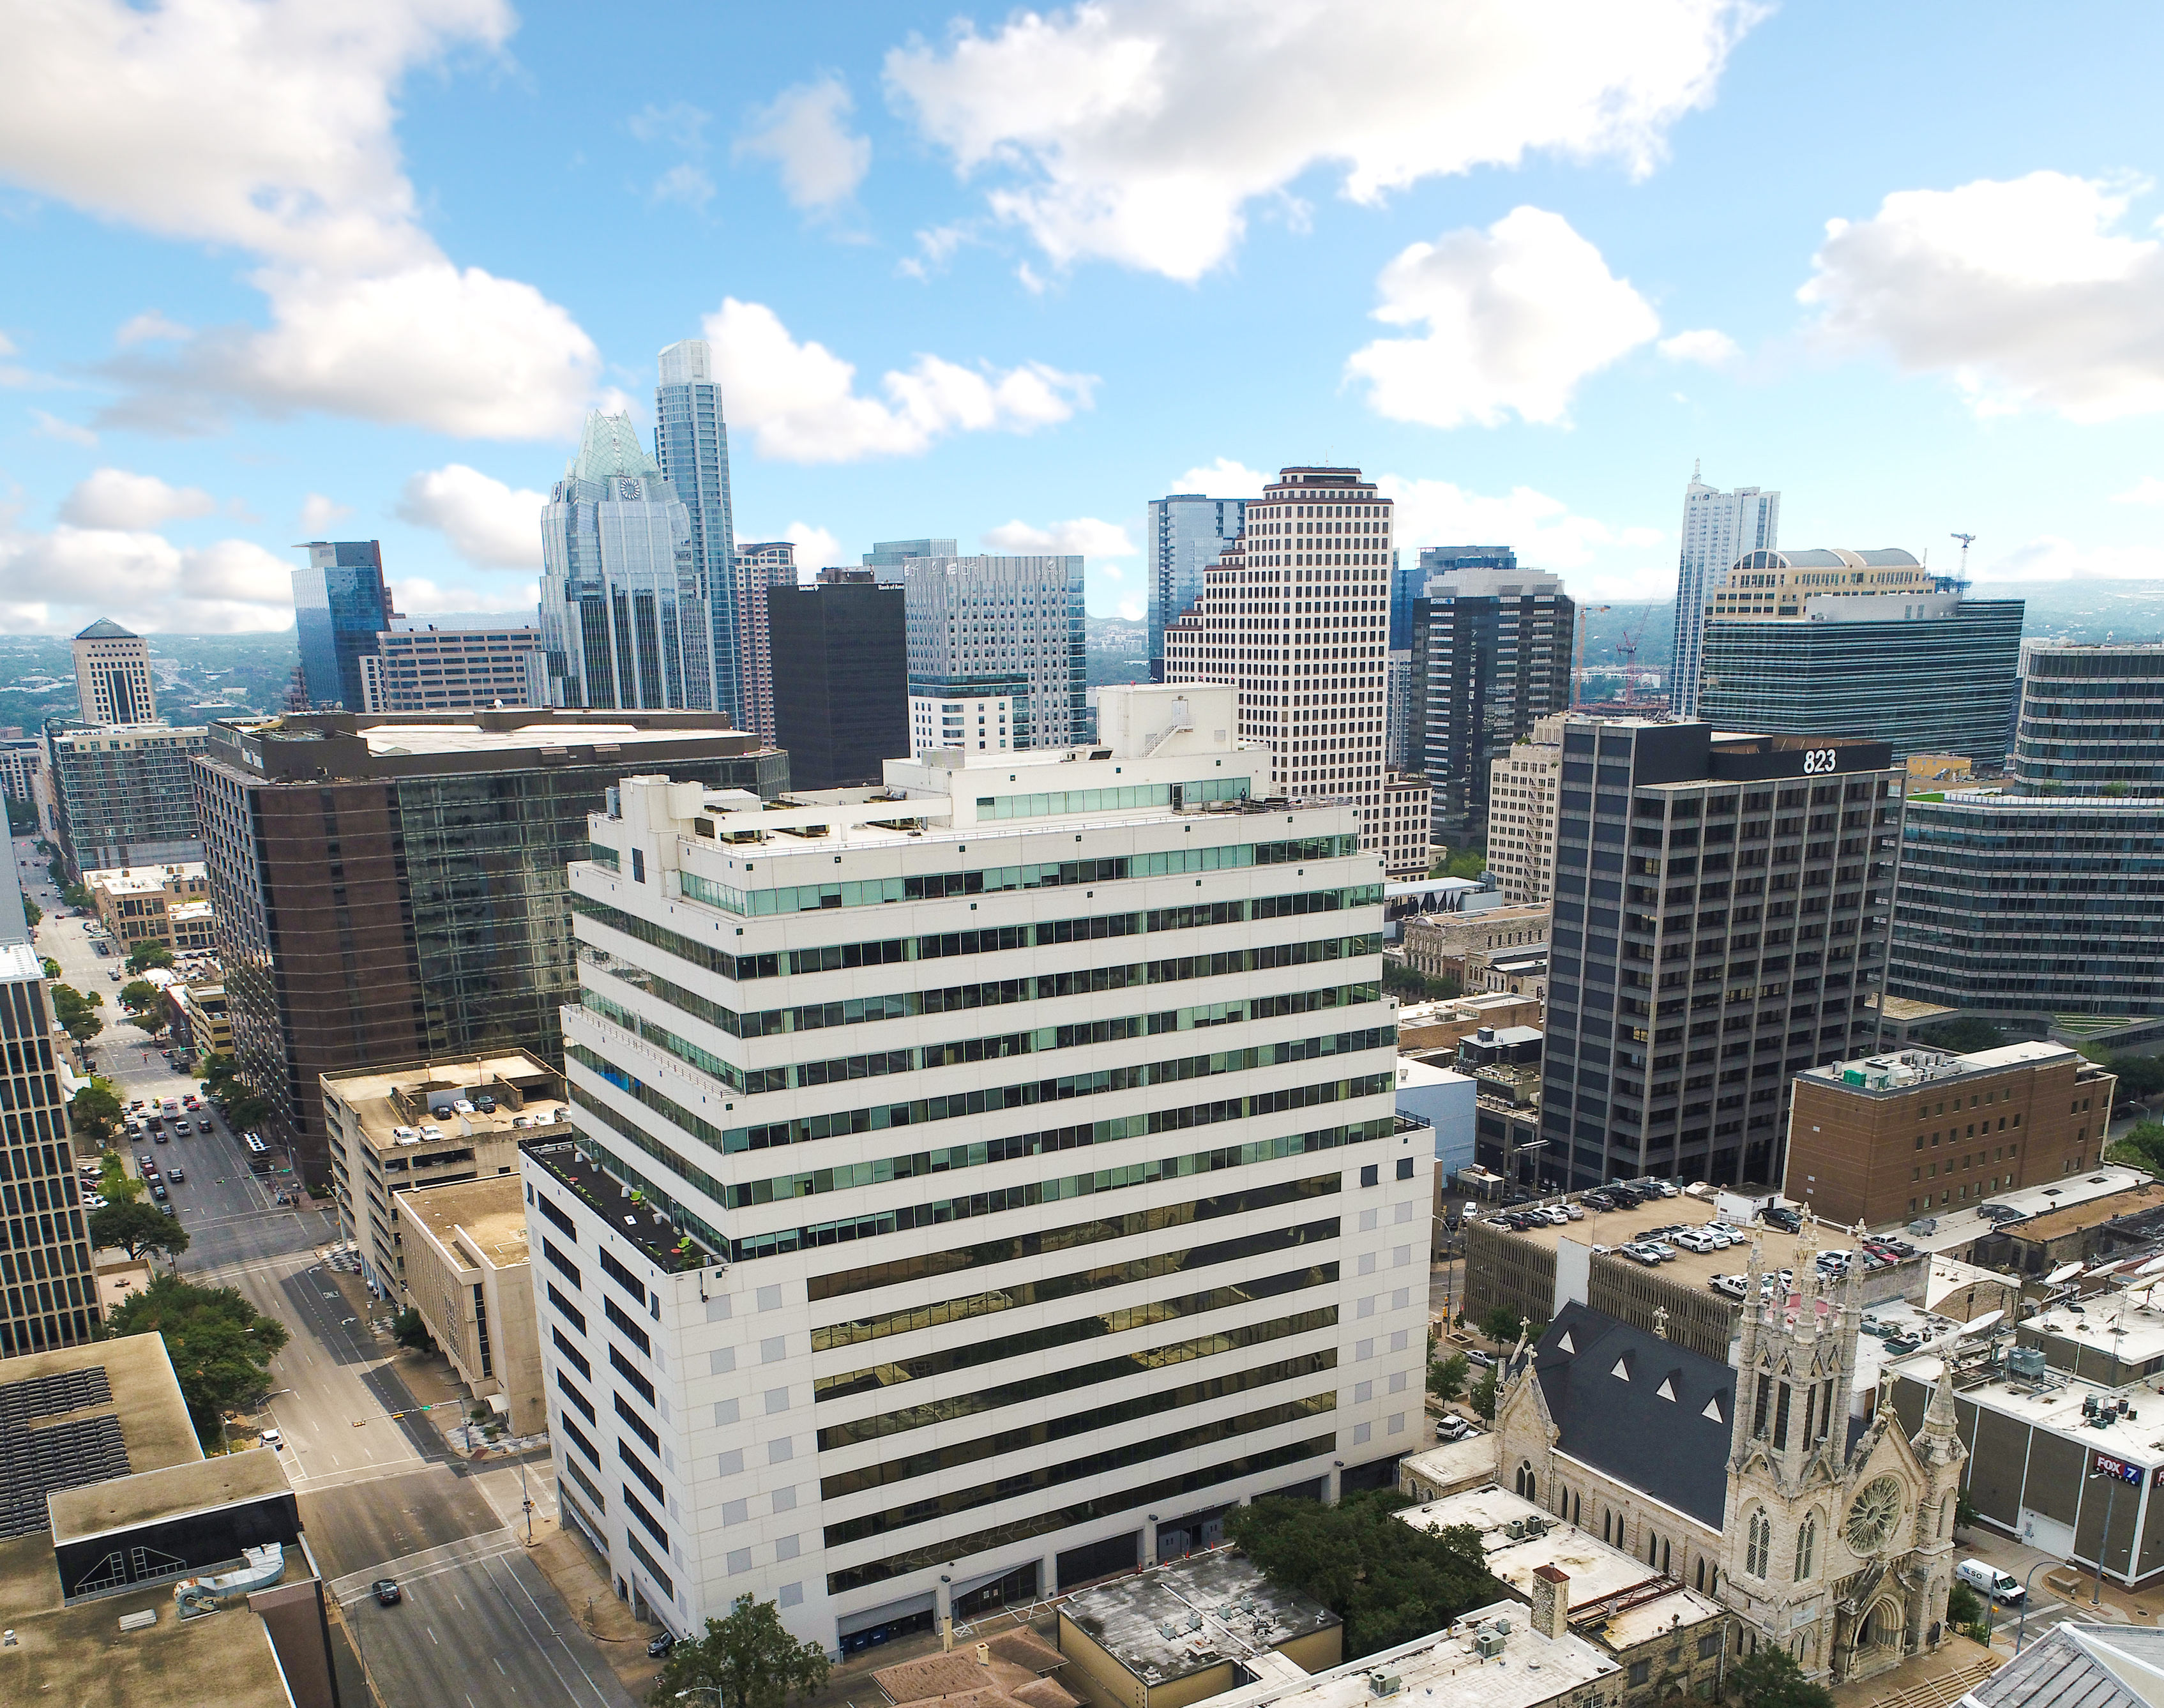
(769, 570), (907, 789)
(654, 338), (739, 723)
(1393, 544), (1516, 651)
(292, 540), (395, 711)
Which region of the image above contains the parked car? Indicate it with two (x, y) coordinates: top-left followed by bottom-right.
(151, 1183), (167, 1200)
(1622, 1244), (1663, 1267)
(1642, 1241), (1678, 1262)
(1760, 1206), (1803, 1233)
(647, 1632), (676, 1658)
(1465, 1349), (1496, 1368)
(1955, 1560), (2025, 1604)
(159, 1202), (175, 1217)
(1437, 1415), (1475, 1441)
(1560, 1204), (1585, 1221)
(1672, 1229), (1718, 1253)
(1710, 1274), (1747, 1299)
(474, 1094), (498, 1114)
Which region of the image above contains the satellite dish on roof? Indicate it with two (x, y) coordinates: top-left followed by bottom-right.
(1962, 1310), (2003, 1336)
(2140, 1256), (2164, 1277)
(2048, 1262), (2084, 1285)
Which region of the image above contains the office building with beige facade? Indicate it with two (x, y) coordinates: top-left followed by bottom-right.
(1784, 1041), (2117, 1228)
(321, 1050), (570, 1297)
(397, 1174), (543, 1435)
(82, 861), (213, 953)
(1402, 903), (1550, 985)
(1488, 716), (1564, 905)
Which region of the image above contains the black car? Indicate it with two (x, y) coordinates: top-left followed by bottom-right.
(372, 1578), (402, 1606)
(647, 1633), (676, 1659)
(1760, 1207), (1803, 1233)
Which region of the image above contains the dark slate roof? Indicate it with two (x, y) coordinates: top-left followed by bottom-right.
(1966, 1621), (2164, 1708)
(73, 617), (137, 640)
(1531, 1304), (1735, 1529)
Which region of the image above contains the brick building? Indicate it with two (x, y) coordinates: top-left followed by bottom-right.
(1783, 1041), (2117, 1228)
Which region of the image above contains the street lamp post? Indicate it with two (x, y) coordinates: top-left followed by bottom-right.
(2013, 1559), (2055, 1654)
(2089, 1458), (2132, 1606)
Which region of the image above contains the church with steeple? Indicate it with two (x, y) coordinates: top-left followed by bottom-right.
(1491, 1219), (1965, 1684)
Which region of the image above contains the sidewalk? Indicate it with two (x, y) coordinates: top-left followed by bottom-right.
(1955, 1522), (2164, 1638)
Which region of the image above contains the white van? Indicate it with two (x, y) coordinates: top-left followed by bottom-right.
(1956, 1559), (2024, 1604)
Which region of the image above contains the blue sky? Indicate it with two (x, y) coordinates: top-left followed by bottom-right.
(3, 0), (2163, 635)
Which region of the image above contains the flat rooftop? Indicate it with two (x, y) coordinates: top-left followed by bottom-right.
(1998, 1185), (2164, 1248)
(1398, 1435), (1506, 1494)
(1893, 1348), (2164, 1470)
(358, 721), (708, 756)
(49, 1446), (288, 1545)
(1062, 1548), (1337, 1684)
(1397, 1486), (1724, 1651)
(1799, 1039), (2087, 1094)
(401, 1175), (530, 1271)
(529, 1140), (713, 1271)
(0, 1334), (204, 1504)
(2024, 1285), (2164, 1372)
(1211, 1601), (1615, 1708)
(1903, 1168), (2150, 1257)
(324, 1049), (569, 1152)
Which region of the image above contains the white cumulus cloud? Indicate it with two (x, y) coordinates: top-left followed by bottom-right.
(29, 409), (98, 447)
(2114, 477), (2164, 506)
(780, 523), (842, 574)
(300, 494), (353, 531)
(397, 464), (547, 569)
(1380, 474), (1667, 596)
(1170, 458), (1271, 497)
(1799, 171), (2164, 422)
(1658, 328), (1741, 366)
(0, 522), (292, 634)
(703, 298), (1094, 464)
(736, 75), (872, 211)
(885, 0), (1761, 281)
(982, 517), (1135, 556)
(59, 468), (216, 529)
(0, 0), (601, 439)
(1348, 206), (1660, 427)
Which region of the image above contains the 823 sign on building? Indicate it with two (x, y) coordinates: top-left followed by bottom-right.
(1802, 748), (1840, 775)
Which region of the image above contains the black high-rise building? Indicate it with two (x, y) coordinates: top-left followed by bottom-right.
(1539, 718), (1899, 1190)
(769, 570), (908, 790)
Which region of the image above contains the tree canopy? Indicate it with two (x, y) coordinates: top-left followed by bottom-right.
(2111, 1119), (2164, 1176)
(1470, 1366), (1500, 1421)
(1727, 1647), (1833, 1708)
(1226, 1490), (1501, 1658)
(1382, 960), (1463, 1003)
(50, 983), (103, 1043)
(119, 978), (161, 1015)
(1428, 1349), (1468, 1401)
(125, 939), (176, 974)
(649, 1593), (831, 1708)
(104, 1273), (289, 1447)
(90, 1198), (190, 1262)
(68, 1082), (124, 1145)
(1916, 1016), (2006, 1055)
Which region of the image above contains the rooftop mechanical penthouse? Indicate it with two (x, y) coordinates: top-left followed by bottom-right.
(529, 684), (1430, 1652)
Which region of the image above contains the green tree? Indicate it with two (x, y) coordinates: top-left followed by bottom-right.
(20, 896), (38, 927)
(61, 881), (90, 909)
(1917, 1016), (2007, 1055)
(649, 1592), (831, 1708)
(1227, 1490), (1501, 1658)
(90, 1198), (192, 1262)
(6, 796), (37, 835)
(1955, 1490), (1981, 1532)
(202, 1052), (241, 1090)
(103, 1273), (290, 1448)
(50, 983), (104, 1043)
(119, 978), (161, 1016)
(1470, 1366), (1500, 1423)
(68, 1082), (125, 1145)
(125, 939), (176, 974)
(390, 1307), (434, 1351)
(1427, 844), (1487, 881)
(40, 956), (60, 979)
(1728, 1645), (1834, 1708)
(99, 1153), (143, 1204)
(1428, 1350), (1469, 1401)
(2108, 1119), (2164, 1175)
(1480, 1304), (1524, 1347)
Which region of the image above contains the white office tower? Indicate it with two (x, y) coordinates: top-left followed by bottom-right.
(72, 618), (156, 725)
(1147, 494), (1248, 682)
(908, 676), (1026, 753)
(1669, 468), (1778, 718)
(1485, 713), (1565, 906)
(654, 338), (738, 720)
(533, 683), (1426, 1650)
(905, 554), (1086, 747)
(1161, 465), (1428, 877)
(540, 411), (709, 711)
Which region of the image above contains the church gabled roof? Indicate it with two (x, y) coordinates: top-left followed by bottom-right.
(1531, 1303), (1735, 1529)
(74, 617), (137, 640)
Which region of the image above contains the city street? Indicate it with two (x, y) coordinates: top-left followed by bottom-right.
(19, 835), (637, 1707)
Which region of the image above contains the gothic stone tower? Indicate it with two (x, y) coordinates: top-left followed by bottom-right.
(1722, 1225), (1962, 1683)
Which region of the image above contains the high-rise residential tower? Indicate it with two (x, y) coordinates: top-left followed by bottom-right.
(1147, 494), (1248, 681)
(540, 412), (707, 713)
(1696, 549), (2022, 760)
(905, 554), (1086, 747)
(653, 338), (736, 720)
(359, 624), (547, 713)
(1407, 563), (1573, 845)
(1162, 466), (1425, 877)
(292, 541), (398, 711)
(193, 709), (783, 1184)
(0, 851), (93, 1358)
(533, 684), (1424, 1649)
(42, 722), (206, 878)
(732, 541), (800, 742)
(71, 618), (156, 726)
(1670, 471), (1779, 718)
(1538, 719), (1899, 1190)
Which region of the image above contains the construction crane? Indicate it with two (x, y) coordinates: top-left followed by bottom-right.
(1612, 604), (1657, 707)
(1573, 605), (1610, 709)
(1949, 532), (1976, 586)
